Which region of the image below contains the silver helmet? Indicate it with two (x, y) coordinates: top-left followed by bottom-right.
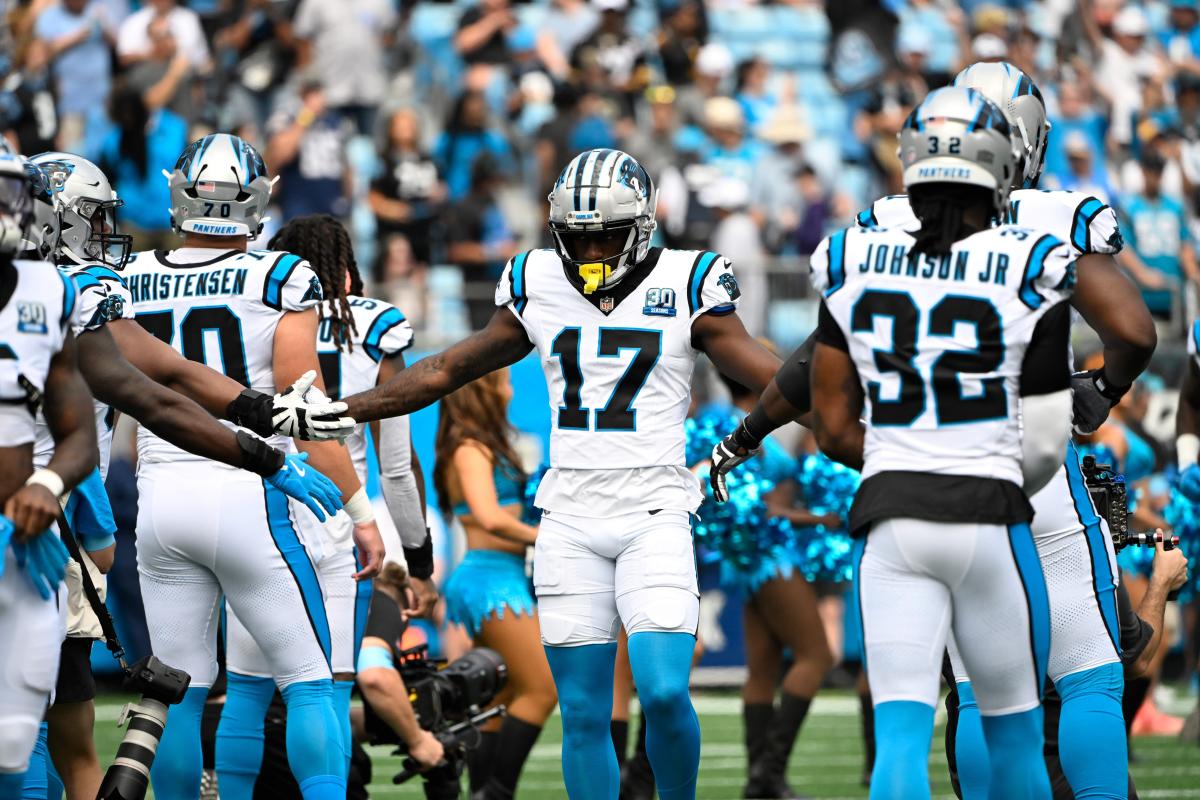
(953, 61), (1050, 188)
(166, 134), (274, 238)
(0, 140), (33, 257)
(26, 152), (132, 268)
(899, 86), (1019, 218)
(548, 149), (657, 295)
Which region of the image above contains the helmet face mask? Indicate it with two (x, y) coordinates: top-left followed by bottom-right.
(548, 150), (657, 295)
(27, 153), (133, 269)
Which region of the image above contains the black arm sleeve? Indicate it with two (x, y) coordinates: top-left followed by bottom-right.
(1019, 302), (1072, 397)
(814, 302), (848, 351)
(771, 330), (818, 414)
(364, 590), (407, 652)
(1116, 579), (1153, 671)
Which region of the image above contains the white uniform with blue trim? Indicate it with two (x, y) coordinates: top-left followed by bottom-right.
(813, 224), (1075, 714)
(0, 259), (76, 775)
(228, 294), (412, 677)
(122, 247), (333, 689)
(856, 190), (1124, 681)
(495, 246), (739, 645)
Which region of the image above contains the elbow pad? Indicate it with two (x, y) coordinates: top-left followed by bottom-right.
(226, 389), (274, 438)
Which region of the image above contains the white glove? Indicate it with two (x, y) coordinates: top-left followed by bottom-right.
(273, 370), (356, 442)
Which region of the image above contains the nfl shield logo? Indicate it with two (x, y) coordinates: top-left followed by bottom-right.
(600, 296), (614, 313)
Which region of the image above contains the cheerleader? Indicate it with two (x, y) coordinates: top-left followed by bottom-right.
(434, 370), (556, 799)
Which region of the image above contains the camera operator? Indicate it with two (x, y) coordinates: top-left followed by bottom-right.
(356, 563), (445, 772)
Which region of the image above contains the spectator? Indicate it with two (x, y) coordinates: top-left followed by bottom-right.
(657, 0), (707, 87)
(676, 41), (733, 128)
(1045, 80), (1109, 185)
(210, 0), (299, 132)
(1047, 130), (1116, 202)
(369, 107), (445, 287)
(1119, 151), (1200, 319)
(536, 0), (599, 79)
(434, 90), (511, 202)
(117, 0), (210, 72)
(734, 57), (776, 135)
(455, 0), (517, 87)
(622, 84), (682, 182)
(793, 165), (834, 256)
(119, 12), (200, 120)
(698, 96), (764, 188)
(265, 77), (355, 222)
(1159, 0), (1200, 76)
(751, 104), (809, 252)
(0, 37), (58, 155)
(444, 155), (517, 331)
(292, 0), (397, 135)
(98, 80), (189, 251)
(895, 0), (962, 85)
(701, 177), (766, 334)
(33, 0), (117, 152)
(1088, 4), (1166, 148)
(570, 0), (652, 120)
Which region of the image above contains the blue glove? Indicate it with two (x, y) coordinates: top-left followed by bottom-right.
(0, 516), (13, 579)
(1180, 464), (1200, 502)
(12, 530), (70, 601)
(265, 452), (344, 522)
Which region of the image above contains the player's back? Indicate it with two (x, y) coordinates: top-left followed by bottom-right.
(123, 247), (323, 465)
(316, 294), (412, 484)
(0, 259), (76, 448)
(811, 223), (1076, 489)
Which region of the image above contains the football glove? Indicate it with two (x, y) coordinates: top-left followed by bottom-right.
(12, 529), (70, 601)
(1179, 464), (1200, 502)
(227, 370), (355, 442)
(0, 516), (12, 579)
(1071, 368), (1129, 435)
(265, 452), (344, 522)
(710, 420), (762, 503)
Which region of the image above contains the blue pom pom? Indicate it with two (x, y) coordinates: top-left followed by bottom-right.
(794, 453), (859, 582)
(1163, 488), (1200, 603)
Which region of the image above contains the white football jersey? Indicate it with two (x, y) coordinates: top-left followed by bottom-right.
(316, 295), (413, 484)
(856, 189), (1123, 256)
(122, 247), (324, 465)
(811, 224), (1076, 489)
(33, 264), (135, 479)
(0, 259), (77, 447)
(496, 247), (741, 516)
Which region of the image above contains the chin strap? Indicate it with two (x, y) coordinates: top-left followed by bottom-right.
(578, 262), (611, 295)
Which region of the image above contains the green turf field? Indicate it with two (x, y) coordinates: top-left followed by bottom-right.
(93, 690), (1199, 799)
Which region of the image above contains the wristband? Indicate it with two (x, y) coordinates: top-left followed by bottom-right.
(26, 468), (65, 499)
(226, 389), (274, 437)
(236, 431), (285, 476)
(1178, 433), (1200, 471)
(345, 487), (376, 524)
(1093, 368), (1131, 403)
(404, 530), (434, 580)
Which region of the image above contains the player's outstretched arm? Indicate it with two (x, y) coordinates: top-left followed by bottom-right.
(343, 307), (534, 424)
(810, 341), (866, 472)
(7, 332), (98, 541)
(106, 318), (354, 441)
(1069, 253), (1158, 433)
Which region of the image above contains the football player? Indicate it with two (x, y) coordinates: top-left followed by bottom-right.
(20, 151), (354, 799)
(810, 86), (1076, 799)
(713, 63), (1155, 800)
(340, 149), (783, 799)
(120, 134), (384, 800)
(0, 143), (97, 796)
(215, 214), (428, 798)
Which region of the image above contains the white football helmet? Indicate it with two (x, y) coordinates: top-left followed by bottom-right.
(166, 134), (275, 238)
(899, 87), (1019, 217)
(953, 61), (1050, 188)
(548, 149), (657, 295)
(0, 139), (33, 257)
(26, 152), (132, 268)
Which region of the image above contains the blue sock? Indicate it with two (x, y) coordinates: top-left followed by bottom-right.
(871, 701), (934, 800)
(979, 706), (1052, 800)
(953, 681), (990, 800)
(0, 771), (29, 797)
(21, 722), (50, 800)
(544, 643), (620, 800)
(627, 632), (701, 800)
(1056, 663), (1126, 799)
(280, 679), (345, 800)
(150, 685), (209, 800)
(215, 672), (277, 800)
(333, 680), (355, 778)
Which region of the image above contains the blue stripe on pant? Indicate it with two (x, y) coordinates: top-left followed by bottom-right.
(352, 549), (372, 659)
(849, 537), (868, 670)
(263, 481), (332, 666)
(1007, 523), (1050, 698)
(1064, 453), (1121, 653)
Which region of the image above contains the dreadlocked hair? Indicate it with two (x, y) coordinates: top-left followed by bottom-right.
(908, 183), (998, 258)
(269, 214), (363, 353)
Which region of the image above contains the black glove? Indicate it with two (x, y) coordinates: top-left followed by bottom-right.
(1070, 368), (1130, 435)
(710, 419), (762, 503)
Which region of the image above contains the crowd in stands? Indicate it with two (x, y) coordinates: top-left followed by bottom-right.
(6, 0), (1200, 343)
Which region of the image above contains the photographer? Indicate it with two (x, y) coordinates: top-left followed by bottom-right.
(356, 563), (445, 772)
